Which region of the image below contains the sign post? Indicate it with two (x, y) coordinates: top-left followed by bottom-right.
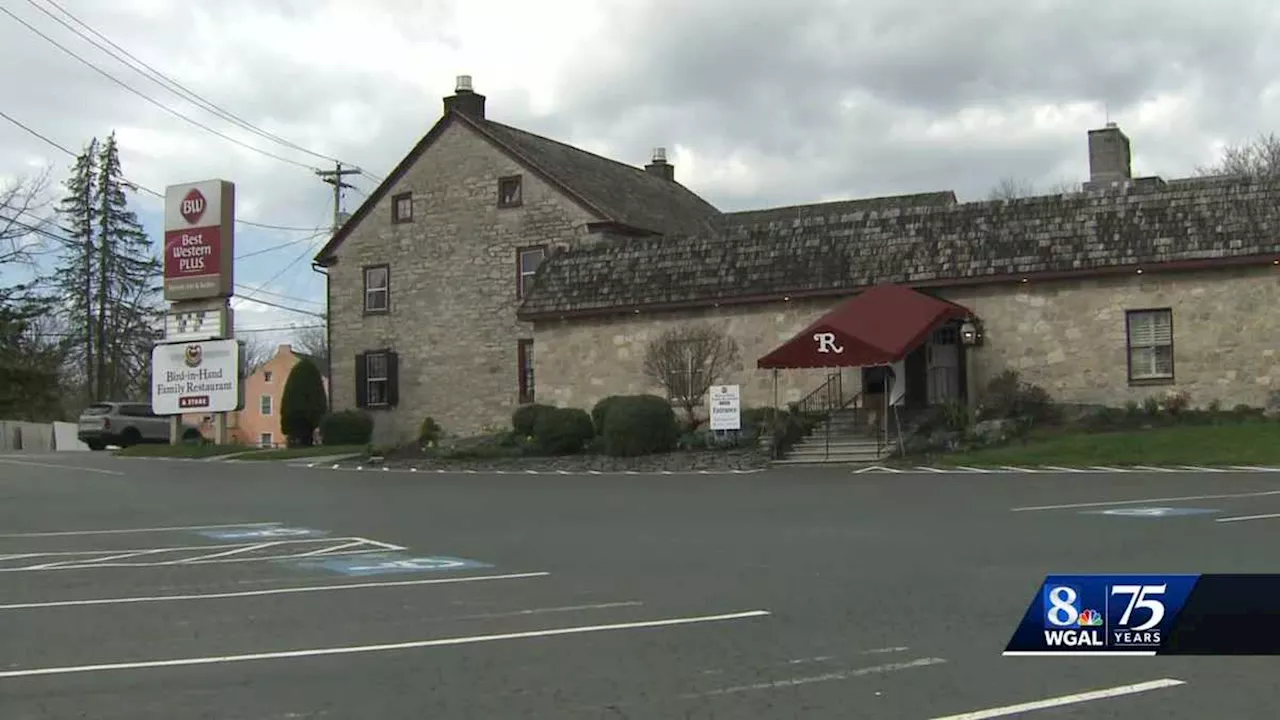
(154, 180), (239, 445)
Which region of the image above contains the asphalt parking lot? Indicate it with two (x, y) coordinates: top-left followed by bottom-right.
(1, 454), (1279, 719)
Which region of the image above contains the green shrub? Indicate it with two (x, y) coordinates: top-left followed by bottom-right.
(280, 358), (327, 447)
(533, 407), (595, 455)
(602, 394), (680, 457)
(977, 370), (1056, 424)
(769, 410), (818, 458)
(512, 403), (555, 437)
(591, 396), (625, 434)
(418, 416), (442, 446)
(319, 409), (374, 445)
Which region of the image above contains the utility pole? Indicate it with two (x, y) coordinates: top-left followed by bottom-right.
(315, 161), (362, 232)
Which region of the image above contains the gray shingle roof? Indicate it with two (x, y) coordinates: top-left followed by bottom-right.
(478, 121), (722, 236)
(517, 178), (1280, 319)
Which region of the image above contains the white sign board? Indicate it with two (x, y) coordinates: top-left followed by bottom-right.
(151, 338), (242, 415)
(164, 303), (231, 343)
(709, 384), (741, 431)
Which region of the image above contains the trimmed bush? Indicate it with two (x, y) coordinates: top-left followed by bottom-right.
(319, 409), (374, 445)
(601, 394), (680, 457)
(533, 407), (595, 455)
(591, 395), (625, 434)
(512, 403), (555, 437)
(280, 358), (327, 447)
(418, 416), (442, 446)
(976, 370), (1056, 424)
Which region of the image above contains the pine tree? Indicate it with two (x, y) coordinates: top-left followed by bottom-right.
(53, 138), (99, 403)
(95, 133), (161, 399)
(52, 133), (162, 403)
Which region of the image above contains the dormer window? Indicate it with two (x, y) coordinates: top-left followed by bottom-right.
(498, 176), (522, 208)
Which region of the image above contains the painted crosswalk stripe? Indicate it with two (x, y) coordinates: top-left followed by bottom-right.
(1132, 465), (1178, 472)
(1042, 466), (1087, 473)
(1178, 466), (1226, 472)
(1000, 466), (1038, 473)
(915, 467), (949, 473)
(955, 466), (993, 473)
(1229, 466), (1280, 472)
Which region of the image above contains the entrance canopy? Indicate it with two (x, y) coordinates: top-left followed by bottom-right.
(757, 284), (972, 369)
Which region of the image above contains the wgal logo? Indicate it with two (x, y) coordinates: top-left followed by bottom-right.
(1042, 585), (1104, 647)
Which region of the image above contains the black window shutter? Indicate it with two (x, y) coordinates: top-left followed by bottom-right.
(385, 351), (399, 407)
(354, 353), (368, 408)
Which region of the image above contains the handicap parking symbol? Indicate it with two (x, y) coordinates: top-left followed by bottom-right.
(1085, 507), (1219, 517)
(198, 526), (328, 540)
(288, 552), (493, 577)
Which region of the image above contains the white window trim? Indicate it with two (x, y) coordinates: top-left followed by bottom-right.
(364, 266), (389, 312)
(518, 247), (545, 297)
(366, 352), (390, 407)
(1127, 309), (1174, 381)
(259, 432), (273, 448)
(260, 394), (273, 416)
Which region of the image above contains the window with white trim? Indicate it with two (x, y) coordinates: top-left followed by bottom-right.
(259, 432), (273, 448)
(364, 265), (389, 313)
(260, 394), (272, 416)
(1126, 308), (1174, 382)
(517, 246), (545, 298)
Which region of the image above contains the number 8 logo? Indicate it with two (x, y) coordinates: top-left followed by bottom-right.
(1046, 586), (1080, 627)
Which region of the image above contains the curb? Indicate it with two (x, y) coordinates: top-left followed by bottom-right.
(300, 464), (767, 476)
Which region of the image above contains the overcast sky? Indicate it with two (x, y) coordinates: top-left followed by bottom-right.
(2, 0), (1276, 346)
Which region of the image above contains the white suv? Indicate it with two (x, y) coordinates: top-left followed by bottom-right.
(77, 402), (203, 450)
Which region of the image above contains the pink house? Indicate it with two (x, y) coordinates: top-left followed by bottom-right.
(186, 344), (328, 447)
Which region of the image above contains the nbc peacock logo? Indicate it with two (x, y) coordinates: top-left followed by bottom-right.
(1078, 608), (1103, 626)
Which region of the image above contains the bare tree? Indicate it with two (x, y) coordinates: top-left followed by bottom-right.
(291, 324), (328, 372)
(642, 324), (741, 428)
(240, 334), (274, 376)
(0, 169), (54, 267)
(987, 176), (1036, 201)
(988, 176), (1080, 200)
(1196, 132), (1280, 178)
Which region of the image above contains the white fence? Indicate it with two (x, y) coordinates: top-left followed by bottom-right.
(0, 421), (87, 452)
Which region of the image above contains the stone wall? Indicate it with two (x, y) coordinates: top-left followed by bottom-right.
(532, 300), (851, 415)
(328, 121), (598, 445)
(532, 266), (1280, 414)
(939, 266), (1280, 409)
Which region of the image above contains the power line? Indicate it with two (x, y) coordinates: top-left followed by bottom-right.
(0, 107), (322, 233)
(232, 283), (322, 306)
(233, 294), (325, 319)
(234, 229), (327, 260)
(0, 4), (320, 171)
(29, 0), (359, 170)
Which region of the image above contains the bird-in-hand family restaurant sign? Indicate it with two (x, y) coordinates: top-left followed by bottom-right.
(163, 180), (235, 301)
(151, 338), (242, 415)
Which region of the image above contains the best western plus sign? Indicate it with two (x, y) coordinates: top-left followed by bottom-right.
(163, 180), (236, 301)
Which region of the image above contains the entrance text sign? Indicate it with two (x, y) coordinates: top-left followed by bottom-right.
(163, 180), (235, 301)
(709, 384), (742, 431)
(151, 338), (242, 415)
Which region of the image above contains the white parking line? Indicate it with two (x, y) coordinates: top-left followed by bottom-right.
(956, 466), (993, 473)
(0, 572), (552, 610)
(0, 522), (280, 538)
(1012, 489), (1280, 512)
(0, 609), (771, 678)
(0, 458), (124, 475)
(927, 678), (1186, 719)
(685, 657), (946, 697)
(1178, 465), (1226, 473)
(1216, 512), (1280, 523)
(0, 537), (404, 572)
(1131, 465), (1178, 473)
(1041, 466), (1088, 473)
(1088, 466), (1130, 472)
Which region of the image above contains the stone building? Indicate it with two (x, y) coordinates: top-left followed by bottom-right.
(315, 76), (1280, 445)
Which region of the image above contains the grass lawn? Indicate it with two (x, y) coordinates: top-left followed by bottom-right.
(114, 443), (245, 458)
(232, 445), (368, 461)
(934, 421), (1280, 467)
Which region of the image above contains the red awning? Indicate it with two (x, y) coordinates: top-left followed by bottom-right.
(757, 284), (972, 369)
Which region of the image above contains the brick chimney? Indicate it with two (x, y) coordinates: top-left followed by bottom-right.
(644, 147), (675, 181)
(443, 75), (485, 119)
(1086, 122), (1132, 188)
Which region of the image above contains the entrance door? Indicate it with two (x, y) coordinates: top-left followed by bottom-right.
(926, 325), (961, 405)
